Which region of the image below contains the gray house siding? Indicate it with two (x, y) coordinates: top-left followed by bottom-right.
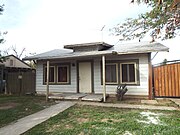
(35, 53), (149, 96)
(36, 60), (77, 94)
(93, 54), (149, 96)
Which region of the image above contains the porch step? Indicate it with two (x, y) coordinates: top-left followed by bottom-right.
(81, 94), (103, 102)
(64, 93), (87, 100)
(48, 93), (105, 102)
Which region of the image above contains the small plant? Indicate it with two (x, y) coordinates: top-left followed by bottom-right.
(116, 84), (128, 101)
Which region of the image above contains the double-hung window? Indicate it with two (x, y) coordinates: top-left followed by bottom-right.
(44, 66), (55, 83)
(105, 63), (118, 84)
(57, 65), (69, 83)
(120, 62), (137, 84)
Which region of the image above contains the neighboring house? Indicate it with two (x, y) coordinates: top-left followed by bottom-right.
(23, 42), (168, 99)
(0, 55), (35, 94)
(3, 55), (31, 69)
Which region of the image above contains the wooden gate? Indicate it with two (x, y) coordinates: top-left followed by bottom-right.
(153, 63), (180, 97)
(7, 71), (36, 95)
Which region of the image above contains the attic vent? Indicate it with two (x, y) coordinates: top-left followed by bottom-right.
(10, 59), (13, 66)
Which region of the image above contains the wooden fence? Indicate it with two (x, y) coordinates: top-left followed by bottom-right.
(153, 63), (180, 97)
(7, 71), (36, 95)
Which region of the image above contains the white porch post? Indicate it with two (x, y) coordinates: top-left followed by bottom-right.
(102, 55), (106, 102)
(46, 60), (49, 102)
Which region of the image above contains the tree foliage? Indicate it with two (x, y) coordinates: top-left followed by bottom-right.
(0, 4), (6, 63)
(111, 0), (180, 42)
(0, 4), (7, 45)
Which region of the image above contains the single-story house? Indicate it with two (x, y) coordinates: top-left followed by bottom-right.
(23, 42), (169, 99)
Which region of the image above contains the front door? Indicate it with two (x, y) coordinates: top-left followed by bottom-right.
(78, 62), (92, 93)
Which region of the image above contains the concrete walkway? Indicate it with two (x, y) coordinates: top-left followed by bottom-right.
(0, 101), (75, 135)
(170, 98), (180, 107)
(78, 102), (179, 111)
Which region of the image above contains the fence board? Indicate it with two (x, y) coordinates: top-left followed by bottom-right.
(175, 64), (179, 95)
(7, 71), (35, 95)
(153, 63), (180, 97)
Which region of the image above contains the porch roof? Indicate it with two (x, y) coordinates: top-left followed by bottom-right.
(23, 41), (169, 60)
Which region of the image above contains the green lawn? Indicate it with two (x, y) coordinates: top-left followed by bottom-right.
(0, 95), (55, 128)
(23, 105), (180, 135)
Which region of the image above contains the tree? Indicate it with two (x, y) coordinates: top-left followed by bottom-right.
(111, 0), (180, 42)
(0, 4), (6, 44)
(2, 45), (26, 59)
(0, 4), (6, 63)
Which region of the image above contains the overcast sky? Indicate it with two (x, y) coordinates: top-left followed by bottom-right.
(0, 0), (148, 53)
(0, 0), (179, 64)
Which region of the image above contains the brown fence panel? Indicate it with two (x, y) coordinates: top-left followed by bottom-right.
(153, 63), (180, 97)
(7, 72), (20, 94)
(7, 71), (35, 95)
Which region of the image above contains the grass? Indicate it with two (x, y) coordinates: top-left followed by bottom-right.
(23, 105), (180, 135)
(0, 95), (55, 128)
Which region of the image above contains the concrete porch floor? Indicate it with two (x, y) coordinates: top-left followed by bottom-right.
(48, 93), (106, 102)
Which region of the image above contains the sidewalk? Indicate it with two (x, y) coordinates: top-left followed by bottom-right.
(170, 98), (180, 107)
(0, 101), (75, 135)
(78, 102), (179, 111)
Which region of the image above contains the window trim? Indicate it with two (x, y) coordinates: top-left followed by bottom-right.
(120, 62), (137, 84)
(44, 66), (56, 84)
(57, 65), (70, 84)
(105, 63), (119, 84)
(43, 63), (71, 85)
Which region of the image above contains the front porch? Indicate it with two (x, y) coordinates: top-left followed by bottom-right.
(48, 93), (108, 102)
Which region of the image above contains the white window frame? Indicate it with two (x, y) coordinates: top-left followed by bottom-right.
(120, 62), (137, 84)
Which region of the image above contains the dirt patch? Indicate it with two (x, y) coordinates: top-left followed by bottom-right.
(157, 99), (177, 107)
(0, 102), (19, 110)
(101, 118), (123, 123)
(64, 124), (73, 129)
(106, 97), (141, 104)
(77, 118), (89, 123)
(46, 124), (61, 132)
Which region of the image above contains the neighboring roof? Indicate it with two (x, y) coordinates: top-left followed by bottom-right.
(64, 42), (113, 50)
(23, 41), (169, 60)
(3, 55), (31, 69)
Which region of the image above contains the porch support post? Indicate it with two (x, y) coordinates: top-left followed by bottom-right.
(102, 55), (106, 102)
(46, 60), (50, 102)
(148, 53), (153, 100)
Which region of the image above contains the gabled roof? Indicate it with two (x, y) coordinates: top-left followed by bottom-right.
(2, 55), (31, 69)
(23, 41), (169, 60)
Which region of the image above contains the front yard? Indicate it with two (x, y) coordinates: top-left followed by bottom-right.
(23, 105), (180, 135)
(0, 95), (55, 128)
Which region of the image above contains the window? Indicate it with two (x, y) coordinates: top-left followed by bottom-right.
(57, 65), (69, 83)
(105, 63), (118, 84)
(44, 66), (55, 83)
(120, 63), (137, 84)
(102, 60), (139, 85)
(10, 59), (13, 66)
(43, 64), (70, 85)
